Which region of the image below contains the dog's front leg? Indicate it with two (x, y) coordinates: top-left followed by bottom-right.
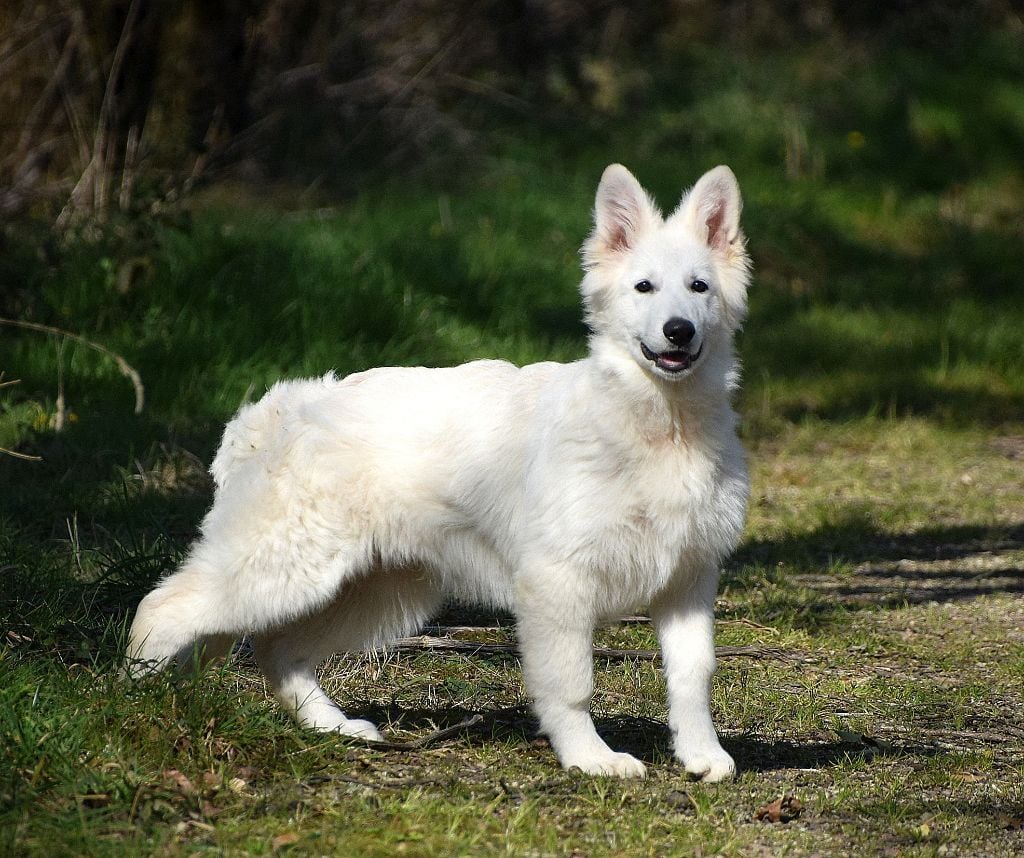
(517, 583), (647, 778)
(651, 567), (735, 782)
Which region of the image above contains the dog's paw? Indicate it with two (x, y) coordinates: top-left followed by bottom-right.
(335, 718), (385, 742)
(678, 745), (735, 782)
(309, 714), (384, 742)
(564, 750), (648, 779)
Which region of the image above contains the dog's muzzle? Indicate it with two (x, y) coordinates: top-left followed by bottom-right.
(640, 340), (703, 373)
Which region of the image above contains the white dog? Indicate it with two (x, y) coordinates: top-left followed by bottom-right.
(127, 164), (751, 781)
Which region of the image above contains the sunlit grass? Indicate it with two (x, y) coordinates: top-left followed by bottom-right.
(2, 27), (1024, 857)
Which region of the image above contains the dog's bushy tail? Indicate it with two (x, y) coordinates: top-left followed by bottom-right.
(209, 374), (337, 489)
(124, 559), (234, 676)
(210, 373), (340, 490)
(210, 395), (280, 490)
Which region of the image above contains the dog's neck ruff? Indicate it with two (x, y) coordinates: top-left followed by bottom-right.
(588, 338), (736, 447)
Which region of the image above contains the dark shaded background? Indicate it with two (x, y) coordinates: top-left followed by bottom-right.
(1, 0), (1017, 219)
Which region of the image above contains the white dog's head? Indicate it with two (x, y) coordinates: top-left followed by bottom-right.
(581, 164), (750, 383)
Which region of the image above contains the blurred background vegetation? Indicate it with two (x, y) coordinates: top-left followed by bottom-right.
(1, 0), (1022, 459)
(3, 1), (1022, 210)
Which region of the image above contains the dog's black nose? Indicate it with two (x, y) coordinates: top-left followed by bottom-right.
(663, 317), (696, 346)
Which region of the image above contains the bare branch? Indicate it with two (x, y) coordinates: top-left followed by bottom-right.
(0, 446), (42, 462)
(338, 29), (463, 159)
(54, 337), (67, 432)
(0, 318), (144, 414)
(118, 123), (140, 212)
(12, 20), (79, 167)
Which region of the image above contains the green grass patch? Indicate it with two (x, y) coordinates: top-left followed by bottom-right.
(3, 26), (1024, 857)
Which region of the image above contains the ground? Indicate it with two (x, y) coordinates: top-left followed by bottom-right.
(4, 420), (1021, 856)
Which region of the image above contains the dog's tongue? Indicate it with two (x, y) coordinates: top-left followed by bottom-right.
(657, 351), (691, 371)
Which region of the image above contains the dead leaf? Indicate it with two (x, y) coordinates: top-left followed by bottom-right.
(754, 794), (803, 823)
(272, 832), (300, 850)
(162, 769), (196, 796)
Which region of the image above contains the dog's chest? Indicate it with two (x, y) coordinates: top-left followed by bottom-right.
(542, 437), (746, 601)
(612, 445), (724, 543)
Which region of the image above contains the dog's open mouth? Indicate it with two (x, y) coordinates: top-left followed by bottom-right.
(640, 341), (703, 373)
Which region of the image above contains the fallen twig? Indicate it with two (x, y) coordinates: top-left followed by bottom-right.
(0, 446), (43, 462)
(0, 318), (144, 413)
(719, 617), (781, 635)
(366, 713), (485, 751)
(330, 774), (445, 790)
(423, 624), (512, 635)
(392, 635), (799, 663)
(427, 616), (780, 634)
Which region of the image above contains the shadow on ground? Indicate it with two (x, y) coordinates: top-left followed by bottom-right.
(731, 517), (1024, 613)
(333, 701), (945, 776)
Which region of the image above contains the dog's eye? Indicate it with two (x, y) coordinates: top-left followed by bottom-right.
(634, 279), (654, 293)
(690, 279), (709, 293)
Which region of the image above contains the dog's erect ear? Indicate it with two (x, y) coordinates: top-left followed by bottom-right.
(584, 164), (659, 265)
(675, 165), (751, 329)
(676, 165), (743, 253)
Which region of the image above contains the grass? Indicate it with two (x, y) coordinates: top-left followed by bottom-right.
(3, 25), (1024, 857)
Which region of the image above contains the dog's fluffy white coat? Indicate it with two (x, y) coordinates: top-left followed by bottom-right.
(128, 164), (752, 780)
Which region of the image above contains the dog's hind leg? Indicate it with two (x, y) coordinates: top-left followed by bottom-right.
(253, 564), (440, 740)
(253, 630), (383, 739)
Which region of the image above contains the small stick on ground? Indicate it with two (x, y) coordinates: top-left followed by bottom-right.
(362, 713), (485, 751)
(328, 774), (446, 790)
(392, 635), (800, 663)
